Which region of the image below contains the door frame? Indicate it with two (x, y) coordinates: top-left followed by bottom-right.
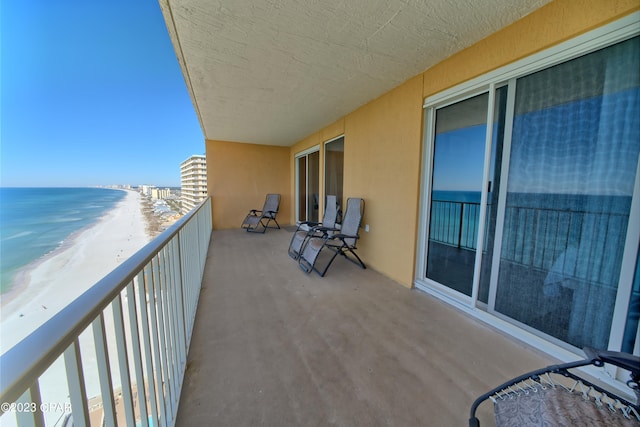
(295, 145), (320, 224)
(414, 13), (640, 365)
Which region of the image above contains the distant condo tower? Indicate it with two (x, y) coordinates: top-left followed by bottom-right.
(180, 154), (208, 214)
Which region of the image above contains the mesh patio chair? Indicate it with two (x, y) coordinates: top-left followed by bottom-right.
(298, 197), (366, 277)
(469, 347), (640, 427)
(288, 195), (338, 260)
(241, 193), (281, 233)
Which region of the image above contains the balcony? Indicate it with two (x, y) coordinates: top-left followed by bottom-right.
(0, 200), (556, 426)
(175, 227), (554, 426)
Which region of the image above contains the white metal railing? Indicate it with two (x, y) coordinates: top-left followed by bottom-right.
(0, 197), (212, 427)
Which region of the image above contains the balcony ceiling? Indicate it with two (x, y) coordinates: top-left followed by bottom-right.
(159, 0), (550, 146)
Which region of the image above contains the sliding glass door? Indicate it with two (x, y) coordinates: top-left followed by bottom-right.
(425, 87), (507, 299)
(420, 35), (640, 353)
(492, 37), (640, 350)
(296, 148), (319, 223)
(426, 93), (489, 296)
(325, 136), (344, 220)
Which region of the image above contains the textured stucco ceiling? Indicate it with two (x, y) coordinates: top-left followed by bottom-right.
(159, 0), (550, 146)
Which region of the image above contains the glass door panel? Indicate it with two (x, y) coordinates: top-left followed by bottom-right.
(308, 151), (320, 223)
(622, 246), (639, 354)
(296, 150), (320, 223)
(297, 156), (307, 223)
(426, 93), (489, 296)
(325, 137), (344, 220)
(477, 86), (508, 304)
(493, 37), (640, 350)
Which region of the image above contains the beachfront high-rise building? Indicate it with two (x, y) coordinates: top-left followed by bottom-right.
(180, 154), (208, 213)
(150, 187), (171, 200)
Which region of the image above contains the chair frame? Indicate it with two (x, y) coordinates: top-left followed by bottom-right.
(288, 195), (338, 260)
(298, 198), (366, 277)
(241, 194), (281, 233)
(469, 347), (640, 427)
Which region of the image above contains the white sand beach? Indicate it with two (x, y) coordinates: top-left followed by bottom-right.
(1, 190), (150, 350)
(0, 189), (151, 425)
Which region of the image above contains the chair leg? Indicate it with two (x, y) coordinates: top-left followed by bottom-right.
(318, 249), (342, 277)
(266, 218), (280, 229)
(246, 217), (280, 233)
(245, 219), (265, 233)
(261, 217), (279, 230)
(343, 247), (366, 270)
(317, 245), (366, 276)
(299, 241), (366, 277)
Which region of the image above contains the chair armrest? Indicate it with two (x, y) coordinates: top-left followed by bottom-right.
(296, 221), (320, 232)
(584, 347), (640, 376)
(332, 233), (359, 240)
(305, 226), (340, 238)
(314, 226), (340, 233)
(300, 221), (320, 227)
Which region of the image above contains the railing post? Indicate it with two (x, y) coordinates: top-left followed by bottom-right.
(175, 230), (188, 355)
(153, 255), (175, 424)
(15, 384), (45, 427)
(64, 339), (90, 426)
(126, 281), (149, 426)
(146, 261), (169, 427)
(112, 294), (136, 426)
(136, 269), (160, 427)
(458, 203), (465, 249)
(91, 314), (117, 427)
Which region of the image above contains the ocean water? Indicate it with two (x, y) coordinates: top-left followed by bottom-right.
(432, 190), (481, 203)
(428, 190), (632, 255)
(430, 191), (482, 249)
(0, 187), (126, 293)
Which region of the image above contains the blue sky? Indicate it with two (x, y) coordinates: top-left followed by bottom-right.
(432, 125), (487, 192)
(1, 1), (204, 187)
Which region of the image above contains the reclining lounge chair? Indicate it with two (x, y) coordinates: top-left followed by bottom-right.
(298, 197), (366, 277)
(469, 347), (640, 427)
(288, 195), (338, 260)
(241, 193), (281, 233)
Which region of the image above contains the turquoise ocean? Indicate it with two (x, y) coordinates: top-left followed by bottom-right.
(0, 188), (127, 293)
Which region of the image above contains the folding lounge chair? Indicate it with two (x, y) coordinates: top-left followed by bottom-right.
(298, 197), (366, 276)
(241, 193), (281, 233)
(469, 347), (640, 427)
(288, 195), (338, 260)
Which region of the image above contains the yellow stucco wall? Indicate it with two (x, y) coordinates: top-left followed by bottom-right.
(206, 140), (290, 230)
(205, 0), (638, 287)
(342, 75), (424, 286)
(285, 0), (638, 288)
(288, 76), (423, 286)
(423, 0), (639, 97)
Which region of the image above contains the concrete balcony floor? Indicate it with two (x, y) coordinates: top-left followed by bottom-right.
(176, 228), (554, 426)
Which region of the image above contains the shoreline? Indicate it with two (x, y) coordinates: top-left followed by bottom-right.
(1, 213), (110, 308)
(0, 189), (151, 352)
(0, 189), (180, 425)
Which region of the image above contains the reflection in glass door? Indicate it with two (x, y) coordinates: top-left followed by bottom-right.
(420, 34), (640, 355)
(492, 38), (640, 350)
(325, 136), (344, 219)
(426, 93), (489, 296)
(296, 150), (319, 223)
